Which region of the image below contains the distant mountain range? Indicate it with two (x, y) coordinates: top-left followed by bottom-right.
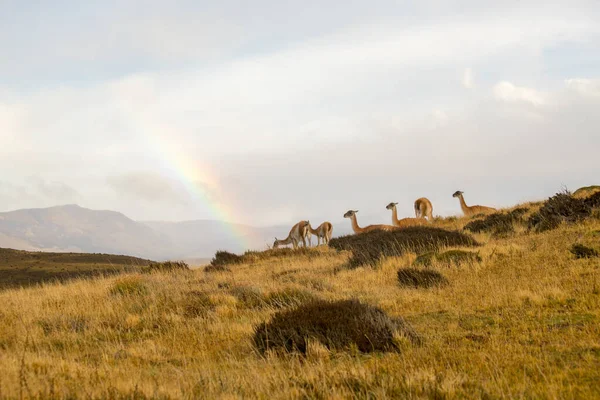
(0, 204), (356, 261)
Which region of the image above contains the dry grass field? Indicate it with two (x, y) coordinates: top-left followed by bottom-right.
(1, 195), (599, 399)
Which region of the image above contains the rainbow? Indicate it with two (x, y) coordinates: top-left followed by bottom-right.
(147, 134), (251, 251)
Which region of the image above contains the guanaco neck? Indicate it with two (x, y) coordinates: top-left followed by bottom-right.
(308, 224), (319, 235)
(390, 205), (400, 225)
(457, 194), (470, 214)
(349, 215), (364, 234)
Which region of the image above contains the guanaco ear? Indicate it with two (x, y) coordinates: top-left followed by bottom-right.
(354, 210), (359, 213)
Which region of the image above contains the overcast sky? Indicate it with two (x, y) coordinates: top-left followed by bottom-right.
(1, 0), (599, 227)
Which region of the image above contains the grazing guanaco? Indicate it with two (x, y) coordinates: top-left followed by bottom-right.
(452, 191), (496, 216)
(386, 203), (428, 228)
(273, 220), (310, 249)
(343, 210), (397, 234)
(414, 197), (434, 221)
(307, 222), (333, 246)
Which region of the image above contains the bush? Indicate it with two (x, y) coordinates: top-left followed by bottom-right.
(210, 251), (243, 267)
(584, 191), (600, 209)
(110, 276), (148, 296)
(329, 227), (478, 268)
(570, 244), (599, 259)
(209, 247), (320, 268)
(397, 268), (448, 288)
(203, 264), (231, 273)
(144, 261), (189, 273)
(464, 207), (529, 236)
(253, 299), (420, 354)
(413, 250), (481, 267)
(528, 191), (592, 232)
(264, 288), (317, 308)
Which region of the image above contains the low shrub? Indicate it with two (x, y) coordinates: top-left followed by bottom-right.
(413, 250), (481, 267)
(584, 191), (600, 209)
(144, 261), (189, 273)
(210, 251), (243, 267)
(528, 191), (592, 232)
(329, 227), (479, 268)
(110, 276), (148, 296)
(203, 264), (231, 273)
(464, 207), (529, 236)
(570, 244), (599, 259)
(253, 299), (420, 354)
(397, 268), (448, 288)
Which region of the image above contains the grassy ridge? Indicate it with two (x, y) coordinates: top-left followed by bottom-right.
(0, 196), (599, 398)
(0, 248), (153, 289)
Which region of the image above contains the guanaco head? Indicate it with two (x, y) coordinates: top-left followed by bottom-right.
(273, 237), (280, 249)
(452, 190), (464, 198)
(343, 210), (358, 218)
(385, 202), (398, 210)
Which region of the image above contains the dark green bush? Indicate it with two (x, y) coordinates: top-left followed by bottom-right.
(570, 244), (599, 259)
(203, 264), (231, 273)
(413, 250), (481, 267)
(329, 227), (479, 268)
(584, 191), (600, 209)
(464, 207), (529, 236)
(528, 191), (592, 232)
(397, 268), (448, 288)
(210, 251), (243, 267)
(253, 299), (420, 354)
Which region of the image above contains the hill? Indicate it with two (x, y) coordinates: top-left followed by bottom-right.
(0, 247), (153, 289)
(0, 194), (599, 397)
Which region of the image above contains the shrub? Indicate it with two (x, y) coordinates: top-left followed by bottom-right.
(397, 268), (448, 288)
(110, 276), (148, 296)
(203, 264), (231, 273)
(210, 251), (243, 267)
(144, 261), (189, 273)
(413, 250), (481, 267)
(584, 191), (600, 209)
(253, 299), (420, 354)
(464, 207), (529, 236)
(528, 191), (592, 232)
(264, 288), (317, 308)
(570, 244), (599, 259)
(181, 290), (215, 318)
(329, 227), (479, 268)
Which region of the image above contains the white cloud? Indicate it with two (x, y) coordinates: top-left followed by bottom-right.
(493, 81), (548, 106)
(463, 68), (474, 89)
(565, 78), (600, 97)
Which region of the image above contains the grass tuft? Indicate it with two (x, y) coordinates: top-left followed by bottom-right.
(144, 261), (189, 273)
(414, 250), (482, 267)
(570, 244), (599, 259)
(397, 268), (448, 288)
(253, 299), (420, 354)
(263, 288), (317, 308)
(109, 276), (148, 296)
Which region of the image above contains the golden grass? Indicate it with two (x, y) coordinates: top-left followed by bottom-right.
(0, 211), (599, 399)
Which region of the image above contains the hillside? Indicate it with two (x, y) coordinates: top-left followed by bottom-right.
(0, 193), (599, 398)
(0, 247), (153, 289)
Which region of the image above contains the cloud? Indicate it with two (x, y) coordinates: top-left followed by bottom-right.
(26, 177), (80, 202)
(493, 81), (548, 106)
(107, 172), (187, 204)
(565, 78), (600, 97)
(463, 68), (474, 89)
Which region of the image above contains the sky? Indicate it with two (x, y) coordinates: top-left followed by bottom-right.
(1, 0), (600, 227)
